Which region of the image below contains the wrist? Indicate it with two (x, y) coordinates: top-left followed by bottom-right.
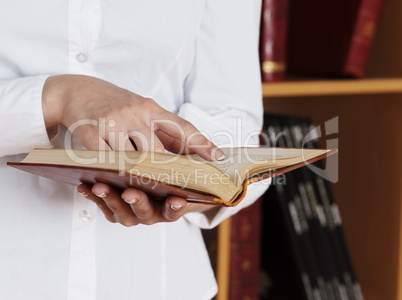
(42, 75), (70, 128)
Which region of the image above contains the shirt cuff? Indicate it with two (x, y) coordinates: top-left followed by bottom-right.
(184, 178), (271, 229)
(0, 75), (54, 157)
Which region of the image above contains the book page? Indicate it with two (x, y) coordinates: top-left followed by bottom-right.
(189, 147), (329, 185)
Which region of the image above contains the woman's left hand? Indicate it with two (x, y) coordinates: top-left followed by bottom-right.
(77, 183), (214, 226)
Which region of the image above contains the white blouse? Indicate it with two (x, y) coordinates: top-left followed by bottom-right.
(0, 1), (269, 299)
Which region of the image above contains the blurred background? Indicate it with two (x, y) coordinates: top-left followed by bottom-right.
(204, 0), (402, 299)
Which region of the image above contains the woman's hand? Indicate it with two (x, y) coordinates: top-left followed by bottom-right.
(42, 74), (221, 225)
(77, 183), (217, 226)
(42, 74), (224, 160)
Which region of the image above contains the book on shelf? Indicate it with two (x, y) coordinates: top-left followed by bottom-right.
(201, 199), (262, 300)
(302, 121), (364, 300)
(228, 199), (262, 300)
(260, 114), (362, 300)
(7, 147), (336, 207)
(259, 0), (289, 82)
(286, 0), (386, 77)
(282, 117), (345, 300)
(261, 116), (325, 300)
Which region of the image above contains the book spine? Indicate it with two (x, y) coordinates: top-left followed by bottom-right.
(228, 199), (262, 300)
(259, 0), (289, 82)
(344, 0), (386, 77)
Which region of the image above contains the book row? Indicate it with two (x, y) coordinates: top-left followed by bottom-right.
(203, 115), (362, 300)
(260, 115), (362, 300)
(260, 0), (386, 81)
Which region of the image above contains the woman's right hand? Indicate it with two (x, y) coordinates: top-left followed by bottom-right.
(42, 74), (224, 161)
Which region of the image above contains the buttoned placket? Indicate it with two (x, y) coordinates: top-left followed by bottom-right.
(66, 1), (101, 299)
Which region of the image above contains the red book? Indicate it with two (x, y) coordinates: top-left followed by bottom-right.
(229, 199), (262, 300)
(287, 0), (386, 77)
(201, 200), (262, 300)
(259, 0), (290, 82)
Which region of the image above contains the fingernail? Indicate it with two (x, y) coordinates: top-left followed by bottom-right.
(95, 192), (107, 198)
(211, 148), (225, 161)
(170, 205), (183, 211)
(211, 152), (225, 161)
(79, 192), (89, 197)
(125, 198), (137, 205)
(215, 153), (225, 161)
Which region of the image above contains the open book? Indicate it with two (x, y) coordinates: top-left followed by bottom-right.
(7, 147), (337, 206)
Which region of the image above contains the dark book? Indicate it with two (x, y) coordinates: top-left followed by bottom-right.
(285, 117), (346, 300)
(259, 0), (290, 82)
(261, 114), (363, 300)
(261, 117), (325, 300)
(201, 227), (218, 280)
(286, 0), (386, 77)
(302, 121), (364, 300)
(271, 117), (330, 300)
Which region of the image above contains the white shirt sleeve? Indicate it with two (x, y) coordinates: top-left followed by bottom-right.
(0, 75), (54, 157)
(179, 0), (269, 229)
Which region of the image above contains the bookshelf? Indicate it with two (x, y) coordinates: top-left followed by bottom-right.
(262, 78), (402, 98)
(216, 0), (402, 299)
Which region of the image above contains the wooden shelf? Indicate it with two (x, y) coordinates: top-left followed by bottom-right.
(262, 78), (402, 98)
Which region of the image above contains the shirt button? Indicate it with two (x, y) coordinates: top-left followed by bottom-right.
(76, 52), (88, 63)
(79, 210), (93, 222)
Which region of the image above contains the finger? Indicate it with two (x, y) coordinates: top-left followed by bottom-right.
(129, 127), (165, 153)
(121, 188), (157, 222)
(163, 197), (187, 221)
(155, 130), (191, 154)
(153, 114), (224, 161)
(92, 183), (138, 227)
(105, 127), (136, 152)
(73, 126), (112, 151)
(87, 137), (111, 151)
(77, 184), (116, 223)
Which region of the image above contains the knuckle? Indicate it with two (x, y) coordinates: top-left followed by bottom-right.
(133, 207), (150, 217)
(163, 211), (181, 222)
(139, 98), (158, 111)
(168, 216), (181, 222)
(106, 203), (119, 212)
(79, 126), (97, 140)
(106, 216), (117, 223)
(200, 138), (212, 146)
(177, 118), (193, 131)
(120, 219), (138, 227)
(141, 219), (156, 226)
(143, 97), (157, 106)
